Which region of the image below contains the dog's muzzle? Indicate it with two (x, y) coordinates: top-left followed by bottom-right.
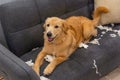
(47, 32), (54, 42)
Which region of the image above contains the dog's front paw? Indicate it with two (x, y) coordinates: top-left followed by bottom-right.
(79, 42), (88, 49)
(43, 65), (54, 75)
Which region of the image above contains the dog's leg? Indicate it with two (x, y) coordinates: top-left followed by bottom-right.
(82, 23), (91, 41)
(43, 56), (67, 75)
(83, 23), (97, 43)
(34, 50), (47, 75)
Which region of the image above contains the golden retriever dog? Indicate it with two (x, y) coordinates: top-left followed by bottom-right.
(33, 6), (109, 75)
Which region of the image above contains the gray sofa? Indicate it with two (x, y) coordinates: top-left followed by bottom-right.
(0, 0), (120, 80)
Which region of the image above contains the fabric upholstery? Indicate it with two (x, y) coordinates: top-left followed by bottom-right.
(88, 0), (94, 19)
(35, 0), (89, 21)
(0, 21), (8, 48)
(94, 0), (120, 25)
(34, 0), (66, 21)
(0, 44), (40, 80)
(7, 24), (44, 56)
(0, 0), (42, 56)
(61, 6), (89, 19)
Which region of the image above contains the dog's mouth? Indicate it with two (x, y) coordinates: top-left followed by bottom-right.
(48, 37), (55, 42)
(47, 35), (58, 42)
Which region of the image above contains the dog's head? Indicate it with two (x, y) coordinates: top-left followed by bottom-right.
(43, 17), (68, 42)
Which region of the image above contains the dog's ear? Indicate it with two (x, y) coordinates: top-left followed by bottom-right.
(43, 17), (51, 29)
(62, 20), (69, 34)
(43, 23), (46, 30)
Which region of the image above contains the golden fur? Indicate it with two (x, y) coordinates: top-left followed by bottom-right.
(33, 6), (109, 75)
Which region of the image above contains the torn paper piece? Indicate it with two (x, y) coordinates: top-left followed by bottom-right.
(111, 23), (114, 27)
(97, 25), (105, 30)
(101, 31), (106, 35)
(117, 30), (120, 36)
(113, 30), (118, 33)
(98, 38), (101, 40)
(44, 55), (55, 62)
(79, 43), (89, 49)
(25, 59), (34, 67)
(113, 30), (120, 36)
(92, 59), (101, 76)
(89, 39), (100, 45)
(110, 34), (117, 37)
(97, 25), (112, 31)
(40, 76), (50, 80)
(100, 35), (103, 37)
(104, 27), (112, 32)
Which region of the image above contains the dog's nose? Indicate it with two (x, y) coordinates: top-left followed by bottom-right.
(47, 32), (52, 37)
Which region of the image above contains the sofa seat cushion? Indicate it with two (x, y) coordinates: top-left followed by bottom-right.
(21, 24), (120, 80)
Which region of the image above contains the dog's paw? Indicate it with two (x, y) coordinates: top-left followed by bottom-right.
(43, 68), (53, 75)
(40, 76), (50, 80)
(79, 43), (88, 49)
(43, 65), (54, 75)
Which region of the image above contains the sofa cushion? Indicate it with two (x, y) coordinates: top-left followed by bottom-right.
(61, 6), (90, 19)
(35, 0), (66, 21)
(21, 47), (100, 80)
(94, 0), (120, 25)
(35, 0), (90, 21)
(8, 24), (44, 56)
(21, 24), (120, 80)
(65, 0), (88, 12)
(0, 0), (40, 33)
(0, 0), (42, 56)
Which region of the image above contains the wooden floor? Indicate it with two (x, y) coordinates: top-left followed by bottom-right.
(0, 76), (4, 80)
(100, 66), (120, 80)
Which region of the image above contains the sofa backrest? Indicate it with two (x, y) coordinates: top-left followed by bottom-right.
(0, 0), (94, 56)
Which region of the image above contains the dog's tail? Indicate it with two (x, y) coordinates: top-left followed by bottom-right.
(93, 6), (109, 26)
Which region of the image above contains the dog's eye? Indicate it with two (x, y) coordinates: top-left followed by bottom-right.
(47, 24), (50, 27)
(55, 25), (59, 28)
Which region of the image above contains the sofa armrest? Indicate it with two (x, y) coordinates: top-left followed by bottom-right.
(0, 21), (8, 48)
(0, 44), (40, 80)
